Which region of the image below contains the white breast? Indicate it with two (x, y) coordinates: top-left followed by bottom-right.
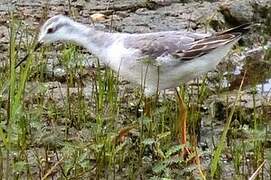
(104, 39), (141, 79)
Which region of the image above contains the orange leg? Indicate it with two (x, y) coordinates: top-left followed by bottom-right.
(175, 88), (190, 157)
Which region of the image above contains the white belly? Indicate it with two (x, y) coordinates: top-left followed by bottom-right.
(103, 39), (235, 96)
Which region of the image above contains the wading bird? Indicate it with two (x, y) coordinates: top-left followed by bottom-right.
(16, 15), (250, 156)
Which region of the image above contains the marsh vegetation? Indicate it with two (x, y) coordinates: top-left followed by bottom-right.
(0, 0), (270, 179)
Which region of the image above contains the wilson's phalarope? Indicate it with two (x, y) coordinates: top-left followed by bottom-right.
(16, 15), (251, 154)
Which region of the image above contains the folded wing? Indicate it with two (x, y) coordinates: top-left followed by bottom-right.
(123, 23), (250, 63)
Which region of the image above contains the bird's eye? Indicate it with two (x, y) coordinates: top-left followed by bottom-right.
(47, 28), (54, 34)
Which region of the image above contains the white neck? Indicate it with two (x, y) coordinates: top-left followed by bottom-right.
(62, 22), (115, 57)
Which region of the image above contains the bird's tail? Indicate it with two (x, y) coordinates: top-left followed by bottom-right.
(217, 23), (252, 35)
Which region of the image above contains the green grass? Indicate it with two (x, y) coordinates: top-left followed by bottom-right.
(0, 14), (270, 179)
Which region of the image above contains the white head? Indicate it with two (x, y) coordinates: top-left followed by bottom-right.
(16, 15), (94, 68)
(38, 15), (78, 44)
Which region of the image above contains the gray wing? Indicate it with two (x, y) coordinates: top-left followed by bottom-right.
(123, 31), (209, 60)
(173, 33), (239, 60)
(173, 23), (251, 60)
(123, 23), (250, 63)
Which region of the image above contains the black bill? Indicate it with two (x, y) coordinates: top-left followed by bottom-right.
(15, 42), (42, 68)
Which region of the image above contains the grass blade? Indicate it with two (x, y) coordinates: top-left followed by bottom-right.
(248, 160), (266, 180)
(210, 71), (247, 178)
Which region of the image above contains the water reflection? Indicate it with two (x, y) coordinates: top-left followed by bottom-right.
(257, 78), (271, 94)
(228, 44), (271, 94)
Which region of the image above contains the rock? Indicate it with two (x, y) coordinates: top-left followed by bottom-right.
(0, 1), (15, 11)
(0, 25), (8, 43)
(117, 1), (226, 33)
(210, 88), (269, 110)
(207, 91), (266, 126)
(0, 25), (8, 69)
(44, 82), (94, 103)
(219, 0), (271, 25)
(227, 43), (271, 91)
(90, 13), (107, 22)
(219, 0), (254, 24)
(251, 0), (271, 12)
(181, 2), (223, 24)
(44, 53), (98, 82)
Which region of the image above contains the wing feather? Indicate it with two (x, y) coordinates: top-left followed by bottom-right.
(173, 34), (239, 60)
(123, 23), (250, 63)
(124, 31), (209, 59)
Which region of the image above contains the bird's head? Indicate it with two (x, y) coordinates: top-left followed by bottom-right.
(15, 15), (76, 68)
(38, 15), (74, 45)
(16, 15), (90, 68)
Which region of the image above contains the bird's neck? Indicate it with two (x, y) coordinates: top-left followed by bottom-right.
(65, 22), (115, 56)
